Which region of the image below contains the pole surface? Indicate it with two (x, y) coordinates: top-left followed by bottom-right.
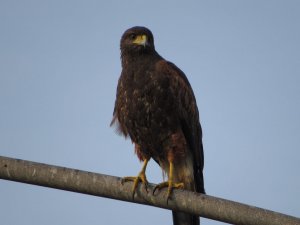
(0, 156), (299, 225)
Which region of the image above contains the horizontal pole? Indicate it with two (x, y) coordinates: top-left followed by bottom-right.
(0, 155), (299, 225)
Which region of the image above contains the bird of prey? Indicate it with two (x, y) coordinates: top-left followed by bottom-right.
(111, 26), (205, 225)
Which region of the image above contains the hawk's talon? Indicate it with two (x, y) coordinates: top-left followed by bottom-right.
(153, 181), (184, 201)
(121, 159), (149, 198)
(121, 173), (149, 198)
(153, 160), (184, 202)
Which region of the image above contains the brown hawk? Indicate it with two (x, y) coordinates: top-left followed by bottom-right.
(111, 26), (205, 225)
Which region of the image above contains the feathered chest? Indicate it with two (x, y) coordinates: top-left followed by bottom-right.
(121, 68), (170, 117)
(116, 67), (178, 145)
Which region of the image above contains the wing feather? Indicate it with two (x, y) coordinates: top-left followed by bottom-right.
(157, 60), (205, 193)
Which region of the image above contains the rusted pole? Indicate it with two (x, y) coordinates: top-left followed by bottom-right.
(0, 155), (299, 225)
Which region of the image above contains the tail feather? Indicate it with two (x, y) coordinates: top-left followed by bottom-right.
(171, 150), (203, 225)
(158, 137), (204, 225)
(172, 211), (199, 225)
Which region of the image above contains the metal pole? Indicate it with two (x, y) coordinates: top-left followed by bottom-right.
(0, 156), (299, 225)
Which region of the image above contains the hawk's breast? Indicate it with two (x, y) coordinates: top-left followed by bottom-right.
(120, 69), (178, 152)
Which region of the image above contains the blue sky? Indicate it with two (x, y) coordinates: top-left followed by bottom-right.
(0, 1), (299, 224)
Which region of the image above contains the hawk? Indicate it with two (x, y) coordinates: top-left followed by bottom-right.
(111, 26), (205, 225)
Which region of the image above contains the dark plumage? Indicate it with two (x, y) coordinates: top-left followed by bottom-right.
(111, 26), (205, 225)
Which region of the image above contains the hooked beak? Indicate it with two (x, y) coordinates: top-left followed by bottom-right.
(132, 34), (148, 47)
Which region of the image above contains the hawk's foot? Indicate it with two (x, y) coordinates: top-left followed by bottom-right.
(121, 172), (149, 195)
(153, 180), (184, 201)
(121, 159), (149, 198)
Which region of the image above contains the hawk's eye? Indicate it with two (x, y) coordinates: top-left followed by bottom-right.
(129, 34), (136, 40)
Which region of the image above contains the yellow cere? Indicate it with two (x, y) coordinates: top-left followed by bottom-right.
(132, 35), (147, 45)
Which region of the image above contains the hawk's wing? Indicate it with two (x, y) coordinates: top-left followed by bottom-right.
(110, 73), (129, 137)
(158, 60), (205, 193)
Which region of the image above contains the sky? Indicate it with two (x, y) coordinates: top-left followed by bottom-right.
(0, 1), (299, 224)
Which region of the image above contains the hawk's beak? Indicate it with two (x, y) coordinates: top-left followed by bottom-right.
(132, 34), (147, 47)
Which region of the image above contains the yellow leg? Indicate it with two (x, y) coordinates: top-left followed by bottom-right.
(153, 161), (184, 200)
(121, 158), (149, 198)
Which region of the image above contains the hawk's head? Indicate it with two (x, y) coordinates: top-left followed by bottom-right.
(120, 26), (155, 56)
